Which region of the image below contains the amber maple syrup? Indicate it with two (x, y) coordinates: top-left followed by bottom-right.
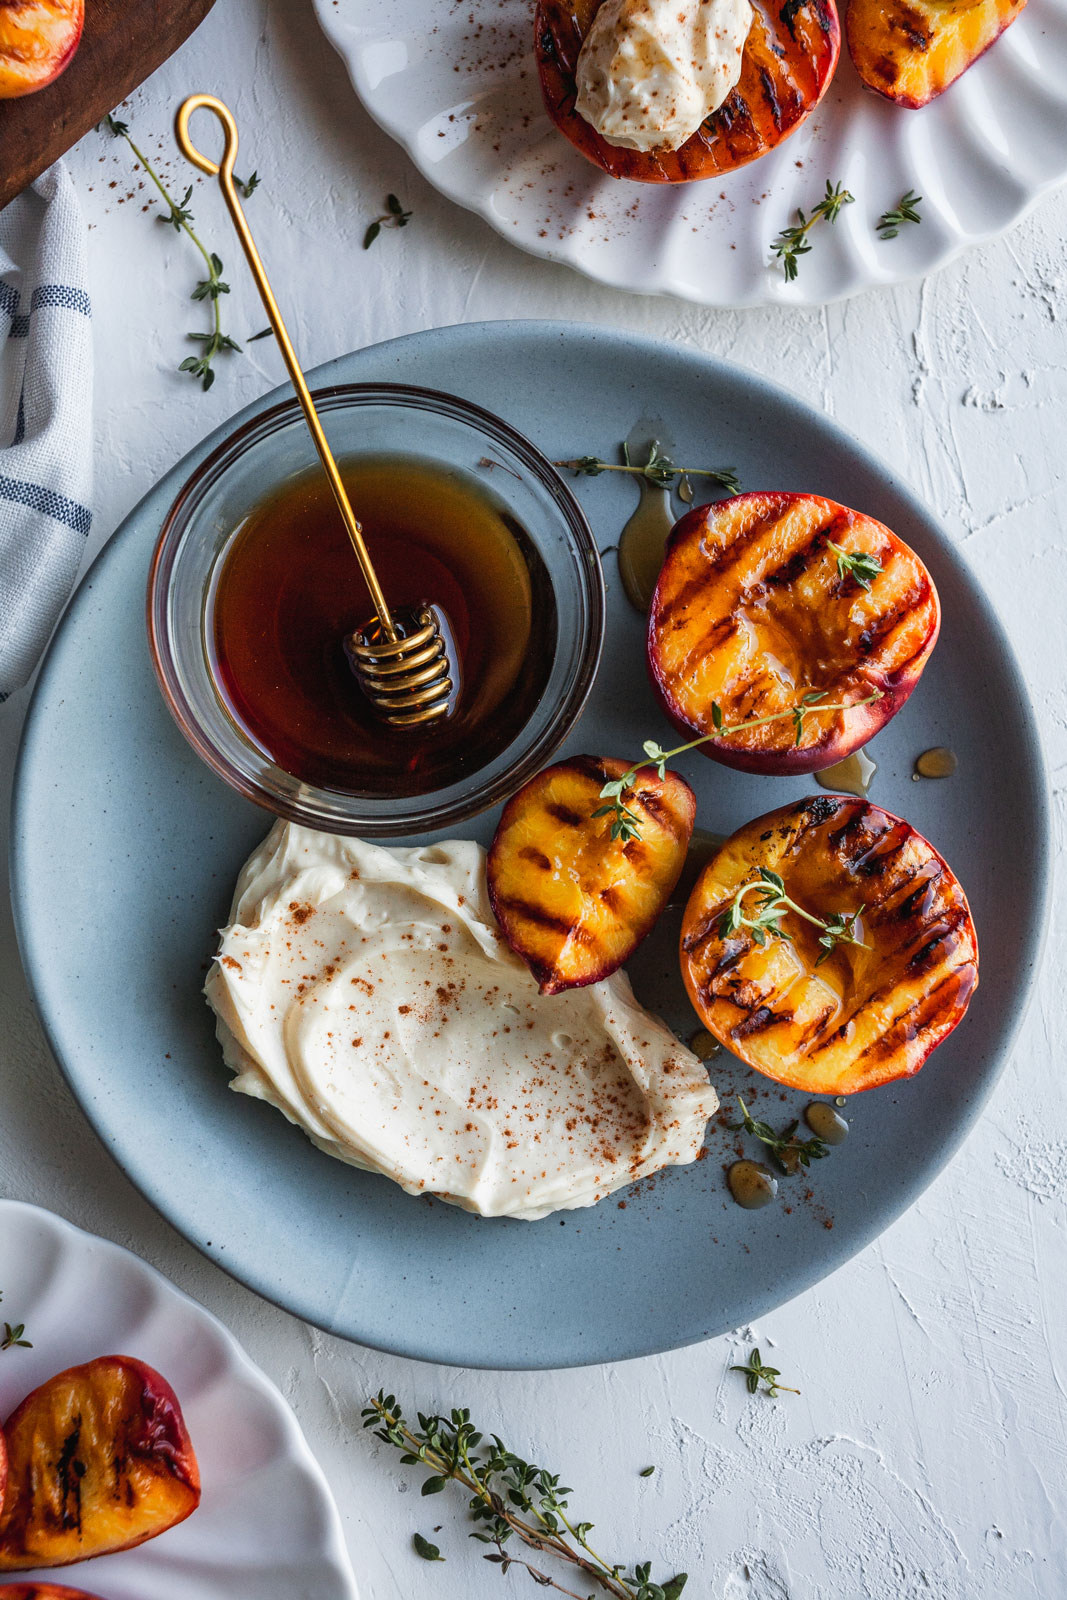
(207, 455), (556, 796)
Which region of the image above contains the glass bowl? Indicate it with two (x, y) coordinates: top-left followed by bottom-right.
(147, 383), (604, 836)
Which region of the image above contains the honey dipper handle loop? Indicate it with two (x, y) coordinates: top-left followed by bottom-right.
(174, 94), (397, 641)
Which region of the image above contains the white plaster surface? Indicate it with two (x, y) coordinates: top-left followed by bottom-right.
(2, 3), (1066, 1595)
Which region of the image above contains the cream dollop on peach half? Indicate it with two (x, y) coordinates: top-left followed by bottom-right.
(206, 822), (718, 1220)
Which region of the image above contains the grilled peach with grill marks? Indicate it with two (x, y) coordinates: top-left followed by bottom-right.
(681, 795), (978, 1094)
(847, 0), (1026, 107)
(647, 492), (939, 776)
(535, 0), (840, 182)
(0, 1586), (111, 1598)
(0, 1356), (200, 1571)
(488, 756), (696, 994)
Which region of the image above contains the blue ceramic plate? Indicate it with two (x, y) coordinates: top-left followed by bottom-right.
(12, 323), (1050, 1369)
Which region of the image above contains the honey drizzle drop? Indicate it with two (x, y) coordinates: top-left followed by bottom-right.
(804, 1102), (849, 1145)
(815, 747), (877, 798)
(913, 746), (958, 780)
(728, 1160), (778, 1209)
(618, 479), (674, 613)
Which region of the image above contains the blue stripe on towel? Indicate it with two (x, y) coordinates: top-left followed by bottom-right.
(13, 390), (25, 447)
(0, 474), (91, 536)
(5, 283), (91, 338)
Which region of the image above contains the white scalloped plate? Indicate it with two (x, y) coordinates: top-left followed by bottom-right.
(0, 1200), (358, 1600)
(313, 0), (1067, 306)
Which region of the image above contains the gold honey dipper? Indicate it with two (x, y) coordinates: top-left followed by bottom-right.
(175, 94), (455, 730)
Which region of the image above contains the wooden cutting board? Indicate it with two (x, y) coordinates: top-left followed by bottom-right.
(0, 0), (218, 210)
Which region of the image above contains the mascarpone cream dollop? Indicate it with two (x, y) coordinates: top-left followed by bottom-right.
(574, 0), (753, 153)
(206, 821), (717, 1220)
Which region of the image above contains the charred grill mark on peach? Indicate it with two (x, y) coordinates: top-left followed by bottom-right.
(495, 895), (589, 942)
(546, 800), (586, 828)
(519, 845), (553, 871)
(906, 906), (972, 973)
(762, 518), (843, 587)
(732, 1004), (782, 1039)
(802, 796), (842, 826)
(569, 753), (615, 786)
(791, 1000), (840, 1050)
(893, 863), (946, 921)
(632, 786), (687, 840)
(759, 65), (784, 127)
(891, 5), (932, 48)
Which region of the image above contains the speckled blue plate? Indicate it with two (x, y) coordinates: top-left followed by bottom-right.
(12, 323), (1050, 1369)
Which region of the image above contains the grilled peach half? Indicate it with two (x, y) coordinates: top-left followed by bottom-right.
(0, 1356), (200, 1570)
(681, 795), (978, 1093)
(0, 1587), (111, 1598)
(0, 0), (84, 98)
(847, 0), (1026, 107)
(535, 0), (840, 181)
(647, 492), (939, 776)
(488, 756), (696, 993)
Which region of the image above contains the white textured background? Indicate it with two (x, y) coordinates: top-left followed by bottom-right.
(2, 2), (1066, 1595)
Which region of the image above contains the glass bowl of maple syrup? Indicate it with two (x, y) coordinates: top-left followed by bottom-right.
(148, 383), (604, 835)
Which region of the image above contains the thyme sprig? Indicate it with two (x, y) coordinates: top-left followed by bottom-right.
(100, 112), (247, 391)
(364, 193), (413, 248)
(827, 539), (883, 591)
(718, 868), (867, 963)
(877, 190), (922, 240)
(0, 1293), (31, 1351)
(594, 691), (883, 843)
(362, 1393), (687, 1600)
(773, 179), (855, 281)
(730, 1095), (829, 1174)
(731, 1347), (799, 1398)
(557, 440), (741, 498)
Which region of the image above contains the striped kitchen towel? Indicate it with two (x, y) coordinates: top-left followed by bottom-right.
(0, 162), (92, 701)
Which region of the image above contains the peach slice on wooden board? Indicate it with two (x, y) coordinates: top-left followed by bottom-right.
(680, 795), (979, 1094)
(847, 0), (1026, 107)
(0, 1356), (200, 1570)
(0, 1586), (111, 1598)
(488, 756), (696, 993)
(535, 0), (840, 182)
(0, 0), (84, 98)
(647, 491), (940, 776)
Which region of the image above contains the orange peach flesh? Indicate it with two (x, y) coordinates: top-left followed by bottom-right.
(0, 1), (84, 99)
(489, 756), (695, 993)
(0, 1356), (200, 1570)
(681, 796), (978, 1094)
(847, 0), (1027, 106)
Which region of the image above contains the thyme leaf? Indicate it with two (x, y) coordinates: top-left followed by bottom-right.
(877, 190), (922, 240)
(414, 1532), (445, 1561)
(730, 1347), (799, 1398)
(827, 539), (883, 590)
(364, 193), (413, 248)
(773, 179), (854, 281)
